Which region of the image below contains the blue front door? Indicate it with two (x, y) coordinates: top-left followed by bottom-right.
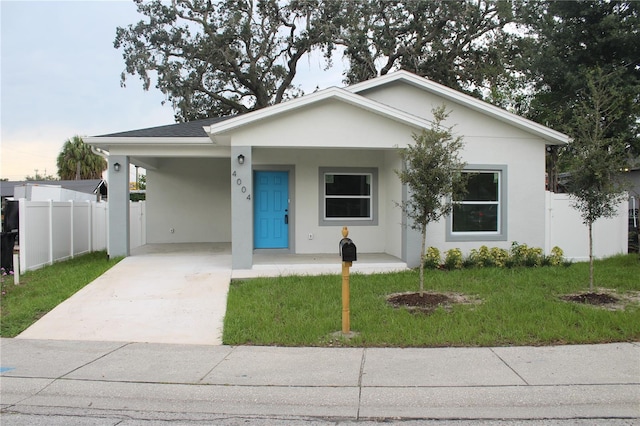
(254, 171), (289, 249)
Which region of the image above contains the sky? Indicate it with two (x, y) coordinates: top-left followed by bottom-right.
(1, 0), (344, 181)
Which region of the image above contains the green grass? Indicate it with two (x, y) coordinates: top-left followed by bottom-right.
(223, 254), (640, 347)
(0, 251), (122, 337)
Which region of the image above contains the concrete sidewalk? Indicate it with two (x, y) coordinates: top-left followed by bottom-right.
(1, 339), (638, 424)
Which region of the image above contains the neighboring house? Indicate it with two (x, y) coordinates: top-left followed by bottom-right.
(625, 167), (640, 252)
(86, 70), (570, 269)
(0, 179), (107, 203)
(625, 167), (640, 203)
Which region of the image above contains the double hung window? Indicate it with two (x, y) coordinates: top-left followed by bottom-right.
(448, 165), (507, 241)
(319, 167), (377, 226)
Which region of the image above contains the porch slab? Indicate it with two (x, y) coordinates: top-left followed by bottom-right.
(232, 251), (408, 279)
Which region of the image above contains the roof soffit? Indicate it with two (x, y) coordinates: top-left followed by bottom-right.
(84, 136), (215, 151)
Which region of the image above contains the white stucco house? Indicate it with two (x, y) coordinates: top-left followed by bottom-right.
(86, 70), (571, 269)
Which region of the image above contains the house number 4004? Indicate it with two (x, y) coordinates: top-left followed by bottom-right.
(232, 171), (251, 200)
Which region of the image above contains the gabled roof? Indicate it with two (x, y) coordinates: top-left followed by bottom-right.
(86, 70), (568, 147)
(347, 70), (569, 145)
(204, 86), (433, 138)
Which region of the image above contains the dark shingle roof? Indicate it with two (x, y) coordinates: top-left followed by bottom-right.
(96, 116), (232, 138)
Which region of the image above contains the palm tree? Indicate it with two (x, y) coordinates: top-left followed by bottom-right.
(56, 136), (107, 180)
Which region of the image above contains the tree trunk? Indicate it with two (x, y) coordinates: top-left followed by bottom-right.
(419, 224), (427, 297)
(588, 220), (594, 292)
(548, 145), (558, 192)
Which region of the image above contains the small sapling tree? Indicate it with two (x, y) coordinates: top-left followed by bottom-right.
(397, 105), (467, 296)
(564, 68), (630, 292)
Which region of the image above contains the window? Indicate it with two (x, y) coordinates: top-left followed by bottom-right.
(447, 165), (507, 241)
(319, 167), (378, 226)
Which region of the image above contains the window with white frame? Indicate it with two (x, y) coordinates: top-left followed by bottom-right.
(447, 165), (507, 241)
(319, 167), (378, 226)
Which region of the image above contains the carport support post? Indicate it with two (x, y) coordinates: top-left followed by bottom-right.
(231, 146), (253, 269)
(108, 155), (130, 258)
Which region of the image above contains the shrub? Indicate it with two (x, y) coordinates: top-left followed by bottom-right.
(465, 248), (479, 268)
(444, 248), (463, 270)
(490, 247), (509, 268)
(434, 244), (566, 271)
(467, 245), (496, 268)
(508, 242), (544, 267)
(462, 256), (477, 269)
(504, 256), (518, 269)
(525, 247), (544, 267)
(478, 245), (496, 267)
(548, 246), (565, 266)
(423, 247), (441, 269)
(509, 241), (529, 266)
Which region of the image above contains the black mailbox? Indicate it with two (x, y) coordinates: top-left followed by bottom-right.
(339, 238), (357, 262)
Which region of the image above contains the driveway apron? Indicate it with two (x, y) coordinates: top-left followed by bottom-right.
(16, 244), (232, 345)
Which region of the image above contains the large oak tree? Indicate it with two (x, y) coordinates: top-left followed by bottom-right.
(331, 0), (523, 98)
(115, 0), (339, 121)
(116, 0), (528, 121)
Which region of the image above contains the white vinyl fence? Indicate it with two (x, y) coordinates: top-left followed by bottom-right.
(13, 194), (628, 273)
(17, 200), (145, 273)
(545, 192), (628, 261)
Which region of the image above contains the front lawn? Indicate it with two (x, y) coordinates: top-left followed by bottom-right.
(0, 252), (122, 337)
(223, 254), (640, 347)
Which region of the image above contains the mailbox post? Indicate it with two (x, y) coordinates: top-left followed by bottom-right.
(339, 226), (357, 335)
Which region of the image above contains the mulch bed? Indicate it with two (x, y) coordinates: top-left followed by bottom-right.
(387, 292), (478, 314)
(560, 292), (619, 305)
(388, 289), (637, 314)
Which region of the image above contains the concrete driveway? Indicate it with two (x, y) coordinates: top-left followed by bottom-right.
(16, 243), (407, 346)
(17, 244), (232, 345)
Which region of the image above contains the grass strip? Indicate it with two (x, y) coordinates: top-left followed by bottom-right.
(0, 251), (122, 337)
(223, 254), (640, 347)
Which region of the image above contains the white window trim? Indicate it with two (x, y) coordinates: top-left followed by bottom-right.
(319, 167), (378, 226)
(446, 164), (508, 242)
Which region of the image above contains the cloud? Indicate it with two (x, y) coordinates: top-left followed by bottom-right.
(0, 0), (344, 180)
(1, 0), (175, 179)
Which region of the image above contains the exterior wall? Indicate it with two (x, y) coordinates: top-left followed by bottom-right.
(228, 99), (417, 149)
(359, 81), (549, 256)
(146, 157), (231, 244)
(227, 100), (422, 260)
(253, 148), (404, 257)
(357, 82), (540, 140)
